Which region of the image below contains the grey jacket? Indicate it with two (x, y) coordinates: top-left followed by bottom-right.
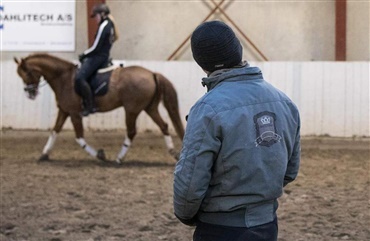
(173, 65), (300, 228)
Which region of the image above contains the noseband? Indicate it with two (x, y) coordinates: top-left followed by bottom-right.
(24, 83), (39, 92)
(22, 69), (47, 99)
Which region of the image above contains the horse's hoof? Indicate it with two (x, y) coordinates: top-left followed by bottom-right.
(38, 154), (49, 162)
(115, 158), (123, 165)
(97, 149), (107, 161)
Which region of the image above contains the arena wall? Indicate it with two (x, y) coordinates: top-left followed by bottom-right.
(0, 1), (369, 63)
(2, 60), (369, 137)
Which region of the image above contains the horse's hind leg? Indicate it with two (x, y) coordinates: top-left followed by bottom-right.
(145, 108), (178, 160)
(116, 111), (139, 164)
(70, 114), (106, 161)
(39, 109), (68, 161)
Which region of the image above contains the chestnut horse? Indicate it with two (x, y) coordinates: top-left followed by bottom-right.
(14, 53), (184, 164)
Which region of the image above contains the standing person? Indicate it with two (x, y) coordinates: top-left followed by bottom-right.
(76, 3), (119, 117)
(173, 20), (301, 241)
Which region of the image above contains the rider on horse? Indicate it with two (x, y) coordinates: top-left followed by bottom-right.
(76, 3), (119, 117)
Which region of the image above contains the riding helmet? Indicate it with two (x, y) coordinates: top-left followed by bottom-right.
(90, 3), (110, 18)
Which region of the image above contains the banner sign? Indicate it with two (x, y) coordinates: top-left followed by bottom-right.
(0, 1), (75, 51)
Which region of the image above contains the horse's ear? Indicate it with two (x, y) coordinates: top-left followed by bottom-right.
(14, 57), (20, 65)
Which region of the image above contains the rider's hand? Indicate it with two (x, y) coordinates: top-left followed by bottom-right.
(78, 54), (86, 63)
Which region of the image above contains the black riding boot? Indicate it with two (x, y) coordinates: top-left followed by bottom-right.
(79, 80), (94, 117)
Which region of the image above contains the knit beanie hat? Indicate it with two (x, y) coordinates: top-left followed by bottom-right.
(191, 20), (243, 72)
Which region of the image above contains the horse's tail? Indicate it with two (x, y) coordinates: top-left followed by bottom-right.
(154, 73), (185, 140)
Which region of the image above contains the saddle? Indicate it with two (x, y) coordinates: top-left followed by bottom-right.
(76, 60), (122, 97)
(89, 64), (116, 96)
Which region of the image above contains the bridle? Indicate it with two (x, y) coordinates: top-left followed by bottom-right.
(22, 68), (47, 99)
(23, 78), (47, 92)
(23, 80), (47, 92)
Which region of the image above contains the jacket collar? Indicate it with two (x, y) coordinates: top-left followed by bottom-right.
(201, 62), (262, 91)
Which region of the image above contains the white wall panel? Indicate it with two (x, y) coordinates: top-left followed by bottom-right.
(321, 63), (345, 136)
(1, 60), (369, 137)
(300, 63), (324, 136)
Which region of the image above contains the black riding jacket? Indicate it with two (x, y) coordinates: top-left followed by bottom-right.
(83, 17), (115, 58)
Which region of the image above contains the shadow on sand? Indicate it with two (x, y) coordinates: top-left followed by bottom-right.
(36, 158), (175, 169)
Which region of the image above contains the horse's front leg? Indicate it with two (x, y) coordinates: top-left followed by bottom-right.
(70, 114), (106, 161)
(39, 109), (68, 161)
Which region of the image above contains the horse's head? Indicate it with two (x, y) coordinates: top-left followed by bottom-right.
(14, 57), (43, 100)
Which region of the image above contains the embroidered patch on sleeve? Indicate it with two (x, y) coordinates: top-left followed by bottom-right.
(254, 111), (281, 147)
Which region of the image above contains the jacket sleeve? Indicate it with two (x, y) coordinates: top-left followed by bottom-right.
(284, 109), (301, 187)
(83, 20), (110, 57)
(173, 102), (220, 225)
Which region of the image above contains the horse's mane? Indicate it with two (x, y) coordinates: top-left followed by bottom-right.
(25, 53), (75, 69)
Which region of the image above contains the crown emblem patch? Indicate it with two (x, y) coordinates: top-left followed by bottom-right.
(260, 116), (271, 125)
(254, 111), (281, 147)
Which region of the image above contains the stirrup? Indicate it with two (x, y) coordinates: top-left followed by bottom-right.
(80, 109), (91, 117)
(80, 107), (98, 117)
